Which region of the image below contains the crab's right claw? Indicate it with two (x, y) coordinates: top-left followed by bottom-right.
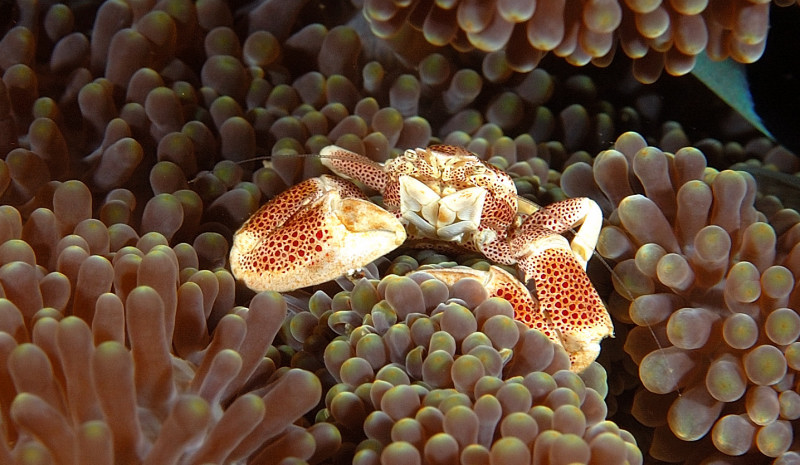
(230, 176), (406, 292)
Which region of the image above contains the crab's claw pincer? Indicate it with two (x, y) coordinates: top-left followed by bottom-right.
(424, 259), (612, 373)
(230, 176), (406, 292)
(517, 246), (614, 372)
(422, 265), (564, 347)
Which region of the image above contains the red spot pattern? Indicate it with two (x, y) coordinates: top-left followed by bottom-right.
(239, 177), (325, 242)
(468, 163), (517, 231)
(526, 247), (606, 335)
(493, 282), (558, 341)
(384, 148), (436, 181)
(381, 146), (518, 234)
(324, 175), (368, 199)
(237, 201), (333, 276)
(475, 228), (516, 265)
(509, 223), (558, 252)
(322, 147), (389, 192)
(526, 198), (587, 234)
(428, 144), (471, 157)
(383, 180), (401, 210)
(382, 149), (447, 210)
(235, 146), (608, 369)
(232, 175), (366, 286)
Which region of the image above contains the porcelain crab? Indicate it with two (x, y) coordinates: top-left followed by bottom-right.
(230, 145), (613, 371)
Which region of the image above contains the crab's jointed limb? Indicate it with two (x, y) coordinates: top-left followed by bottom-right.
(229, 175), (405, 292)
(512, 197), (605, 271)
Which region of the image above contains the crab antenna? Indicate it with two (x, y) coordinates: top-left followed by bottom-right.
(232, 147), (387, 172)
(216, 146), (389, 192)
(231, 152), (319, 166)
(185, 152), (320, 186)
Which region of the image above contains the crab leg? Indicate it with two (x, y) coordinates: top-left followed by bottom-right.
(517, 197), (604, 270)
(319, 145), (388, 192)
(229, 175), (406, 292)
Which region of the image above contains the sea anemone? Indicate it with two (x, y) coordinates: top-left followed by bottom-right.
(361, 0), (776, 82)
(281, 263), (641, 464)
(561, 131), (800, 463)
(0, 0), (799, 463)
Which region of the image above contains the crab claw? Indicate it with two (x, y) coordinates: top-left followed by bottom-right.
(517, 245), (614, 372)
(230, 176), (406, 292)
(422, 265), (562, 341)
(423, 262), (611, 372)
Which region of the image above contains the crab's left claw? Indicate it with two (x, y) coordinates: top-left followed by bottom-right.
(230, 176), (406, 292)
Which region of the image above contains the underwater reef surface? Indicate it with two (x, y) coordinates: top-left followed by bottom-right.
(0, 0), (799, 464)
